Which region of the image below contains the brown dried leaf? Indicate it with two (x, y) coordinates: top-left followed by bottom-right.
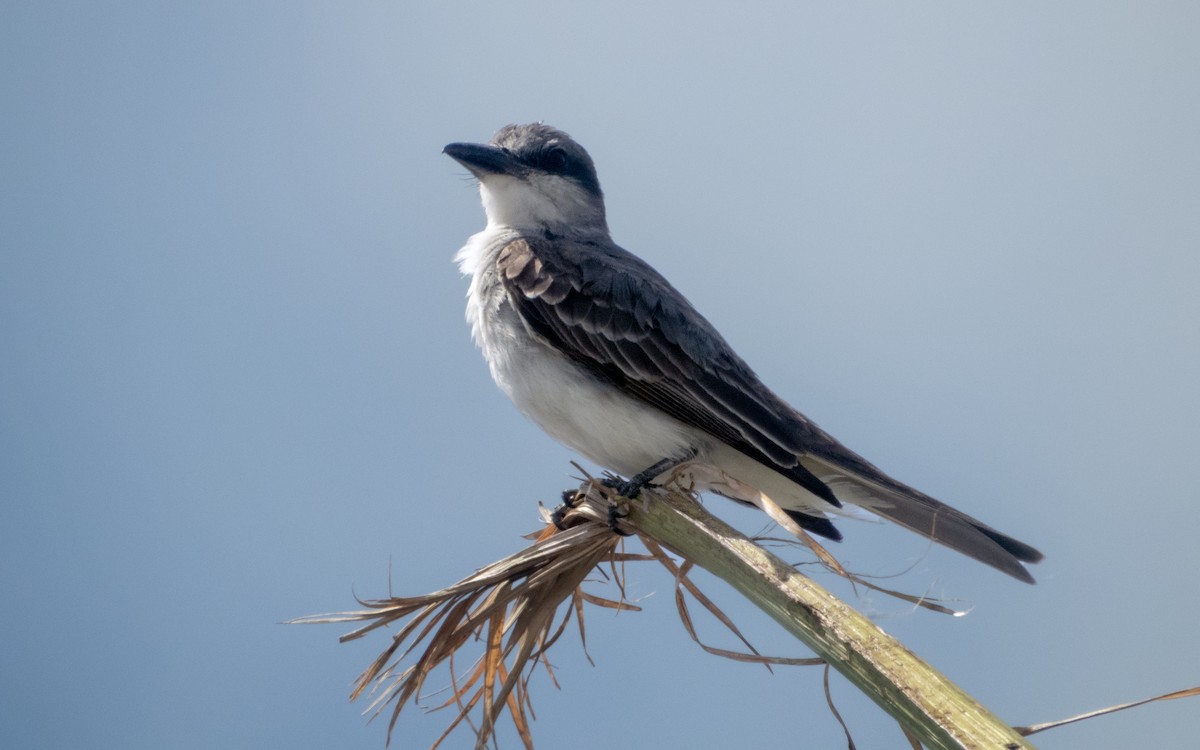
(823, 664), (857, 750)
(1016, 685), (1200, 736)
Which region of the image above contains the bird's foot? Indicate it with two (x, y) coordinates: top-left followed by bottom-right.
(602, 450), (698, 500)
(606, 499), (633, 536)
(550, 488), (583, 530)
(601, 475), (652, 500)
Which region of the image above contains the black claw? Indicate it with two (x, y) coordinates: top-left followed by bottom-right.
(606, 501), (633, 536)
(551, 489), (583, 530)
(602, 475), (647, 499)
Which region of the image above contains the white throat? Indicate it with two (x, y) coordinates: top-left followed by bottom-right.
(478, 173), (606, 234)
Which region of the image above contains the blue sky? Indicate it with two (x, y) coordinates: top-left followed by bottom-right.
(3, 3), (1199, 748)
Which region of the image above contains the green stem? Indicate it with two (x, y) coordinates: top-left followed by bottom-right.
(624, 489), (1034, 750)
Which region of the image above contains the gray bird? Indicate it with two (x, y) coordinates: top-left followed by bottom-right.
(444, 123), (1042, 583)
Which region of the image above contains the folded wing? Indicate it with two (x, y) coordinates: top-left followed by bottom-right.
(496, 237), (1042, 582)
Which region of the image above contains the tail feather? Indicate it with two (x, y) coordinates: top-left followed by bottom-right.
(804, 456), (1043, 583)
(866, 495), (1041, 584)
(781, 509), (844, 542)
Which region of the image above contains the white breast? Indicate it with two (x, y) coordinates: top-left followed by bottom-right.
(455, 227), (699, 477)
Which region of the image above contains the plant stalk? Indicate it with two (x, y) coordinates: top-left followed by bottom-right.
(624, 488), (1034, 750)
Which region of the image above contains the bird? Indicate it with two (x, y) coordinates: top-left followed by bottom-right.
(443, 123), (1043, 583)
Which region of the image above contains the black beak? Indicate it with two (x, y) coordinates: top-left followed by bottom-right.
(443, 142), (525, 178)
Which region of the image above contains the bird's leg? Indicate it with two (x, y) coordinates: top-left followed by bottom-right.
(602, 448), (698, 499)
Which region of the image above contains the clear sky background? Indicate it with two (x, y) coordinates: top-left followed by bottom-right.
(3, 3), (1199, 749)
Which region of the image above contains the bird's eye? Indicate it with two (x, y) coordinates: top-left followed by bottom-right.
(542, 147), (569, 172)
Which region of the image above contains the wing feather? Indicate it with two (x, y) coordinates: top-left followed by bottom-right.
(495, 237), (1042, 579)
(497, 237), (840, 507)
(492, 236), (1036, 583)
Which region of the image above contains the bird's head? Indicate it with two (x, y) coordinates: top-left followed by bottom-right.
(444, 123), (607, 235)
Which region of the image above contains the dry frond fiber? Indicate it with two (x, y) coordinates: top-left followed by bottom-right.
(298, 478), (1200, 748)
(293, 483), (627, 749)
(295, 479), (985, 748)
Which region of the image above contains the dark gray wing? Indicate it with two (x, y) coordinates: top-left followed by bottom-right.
(496, 237), (840, 511)
(497, 237), (1043, 580)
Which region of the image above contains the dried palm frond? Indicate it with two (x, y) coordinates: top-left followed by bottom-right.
(294, 482), (630, 748)
(295, 478), (834, 748)
(297, 477), (1200, 749)
(293, 477), (957, 748)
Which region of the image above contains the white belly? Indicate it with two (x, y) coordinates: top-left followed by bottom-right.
(484, 302), (699, 476)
